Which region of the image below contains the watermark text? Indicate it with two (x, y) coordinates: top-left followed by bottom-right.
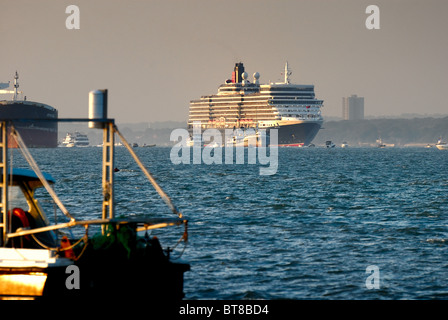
(170, 123), (278, 175)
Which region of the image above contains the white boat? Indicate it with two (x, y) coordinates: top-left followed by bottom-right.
(227, 130), (267, 147)
(187, 139), (193, 147)
(436, 138), (448, 150)
(0, 91), (189, 300)
(204, 141), (221, 148)
(62, 131), (89, 147)
(376, 138), (386, 148)
(341, 141), (349, 148)
(325, 140), (335, 148)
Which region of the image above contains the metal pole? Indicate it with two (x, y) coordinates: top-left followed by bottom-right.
(102, 121), (114, 224)
(0, 122), (8, 246)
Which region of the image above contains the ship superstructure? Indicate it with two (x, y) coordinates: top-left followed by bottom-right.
(188, 62), (324, 146)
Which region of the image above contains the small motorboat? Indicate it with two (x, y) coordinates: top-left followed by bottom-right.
(436, 138), (448, 150)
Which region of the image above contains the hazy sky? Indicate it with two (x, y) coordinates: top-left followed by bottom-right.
(1, 0), (448, 123)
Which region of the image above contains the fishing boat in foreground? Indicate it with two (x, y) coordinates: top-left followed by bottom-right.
(0, 90), (189, 300)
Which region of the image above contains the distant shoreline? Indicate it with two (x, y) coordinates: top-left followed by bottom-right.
(58, 117), (448, 147)
(313, 116), (448, 147)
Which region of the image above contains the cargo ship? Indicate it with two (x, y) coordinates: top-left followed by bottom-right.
(0, 72), (58, 148)
(188, 62), (324, 146)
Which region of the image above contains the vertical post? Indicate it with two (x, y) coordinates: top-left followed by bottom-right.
(0, 122), (8, 246)
(89, 89), (112, 232)
(102, 121), (114, 223)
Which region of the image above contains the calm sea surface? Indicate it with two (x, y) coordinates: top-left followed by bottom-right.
(13, 146), (448, 300)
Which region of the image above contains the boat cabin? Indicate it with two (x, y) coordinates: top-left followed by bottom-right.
(2, 168), (58, 249)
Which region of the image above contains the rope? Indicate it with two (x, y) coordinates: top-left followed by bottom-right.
(166, 221), (188, 260)
(30, 228), (89, 261)
(30, 232), (86, 252)
(113, 125), (183, 218)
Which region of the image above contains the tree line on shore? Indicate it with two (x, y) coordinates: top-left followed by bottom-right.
(313, 117), (448, 146)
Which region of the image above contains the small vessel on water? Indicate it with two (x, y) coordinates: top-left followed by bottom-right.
(341, 141), (349, 148)
(325, 140), (335, 148)
(187, 127), (267, 148)
(227, 129), (267, 147)
(435, 138), (448, 150)
(376, 138), (386, 148)
(0, 90), (189, 300)
(61, 131), (89, 147)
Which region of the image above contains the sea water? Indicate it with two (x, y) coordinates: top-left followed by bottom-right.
(11, 146), (448, 299)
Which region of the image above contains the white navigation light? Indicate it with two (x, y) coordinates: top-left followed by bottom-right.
(88, 89), (108, 129)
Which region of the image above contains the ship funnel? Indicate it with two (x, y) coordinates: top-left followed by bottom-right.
(89, 89), (108, 129)
(232, 62), (245, 83)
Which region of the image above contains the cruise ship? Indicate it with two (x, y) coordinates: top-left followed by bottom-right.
(188, 62), (324, 146)
(0, 72), (58, 148)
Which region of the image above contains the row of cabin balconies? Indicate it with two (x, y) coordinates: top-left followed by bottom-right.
(188, 114), (280, 122)
(191, 96), (319, 105)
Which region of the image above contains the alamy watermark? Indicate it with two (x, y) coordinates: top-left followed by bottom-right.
(65, 5), (80, 30)
(170, 122), (278, 175)
(365, 265), (380, 289)
(365, 5), (380, 30)
(65, 265), (80, 290)
(65, 5), (379, 31)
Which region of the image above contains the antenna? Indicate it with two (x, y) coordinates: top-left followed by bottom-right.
(284, 62), (292, 84)
(13, 71), (19, 101)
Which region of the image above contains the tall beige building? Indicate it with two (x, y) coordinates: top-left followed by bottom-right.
(342, 95), (364, 120)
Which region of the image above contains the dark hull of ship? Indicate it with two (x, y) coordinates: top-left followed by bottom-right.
(0, 102), (58, 148)
(276, 121), (322, 146)
(191, 121), (322, 147)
